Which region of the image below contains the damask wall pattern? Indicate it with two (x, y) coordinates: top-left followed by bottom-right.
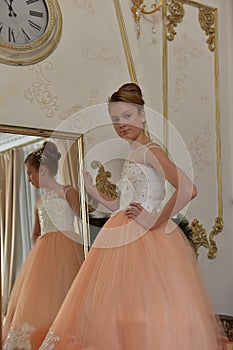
(0, 0), (131, 131)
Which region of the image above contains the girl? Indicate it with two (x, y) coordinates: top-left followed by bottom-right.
(40, 84), (225, 349)
(3, 141), (84, 350)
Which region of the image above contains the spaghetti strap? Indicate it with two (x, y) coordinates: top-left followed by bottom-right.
(143, 143), (160, 165)
(64, 186), (73, 196)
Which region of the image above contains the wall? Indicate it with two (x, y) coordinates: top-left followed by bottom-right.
(0, 0), (232, 314)
(124, 0), (233, 314)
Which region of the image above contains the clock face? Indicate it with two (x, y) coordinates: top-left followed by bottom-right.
(0, 0), (49, 46)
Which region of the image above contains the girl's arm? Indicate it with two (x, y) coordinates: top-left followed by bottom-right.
(126, 145), (197, 229)
(65, 186), (81, 217)
(83, 171), (120, 212)
(32, 207), (41, 245)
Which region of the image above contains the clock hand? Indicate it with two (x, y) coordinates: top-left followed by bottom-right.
(3, 0), (17, 17)
(9, 0), (17, 17)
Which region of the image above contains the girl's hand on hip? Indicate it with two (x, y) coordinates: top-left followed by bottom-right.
(125, 202), (158, 230)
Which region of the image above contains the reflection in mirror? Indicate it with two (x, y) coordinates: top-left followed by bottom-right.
(0, 131), (85, 349)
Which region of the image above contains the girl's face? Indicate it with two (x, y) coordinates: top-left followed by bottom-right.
(109, 102), (145, 141)
(25, 163), (40, 188)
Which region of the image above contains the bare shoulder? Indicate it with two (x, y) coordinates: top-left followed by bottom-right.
(63, 185), (79, 200)
(144, 142), (175, 174)
(145, 142), (168, 160)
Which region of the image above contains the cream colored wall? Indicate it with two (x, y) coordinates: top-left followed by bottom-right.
(0, 0), (132, 131)
(126, 0), (233, 315)
(0, 0), (232, 315)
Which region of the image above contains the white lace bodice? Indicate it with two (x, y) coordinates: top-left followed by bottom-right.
(119, 161), (165, 212)
(37, 190), (75, 235)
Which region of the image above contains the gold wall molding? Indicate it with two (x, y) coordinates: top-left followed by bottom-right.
(91, 161), (119, 199)
(198, 8), (215, 52)
(163, 0), (223, 258)
(165, 0), (217, 52)
(112, 0), (224, 258)
(113, 0), (138, 83)
(166, 0), (185, 41)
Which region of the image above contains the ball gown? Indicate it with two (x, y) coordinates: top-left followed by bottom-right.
(2, 187), (84, 350)
(39, 161), (225, 350)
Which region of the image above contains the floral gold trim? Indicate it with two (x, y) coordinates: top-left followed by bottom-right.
(189, 217), (224, 258)
(165, 0), (185, 41)
(198, 8), (215, 52)
(91, 161), (119, 199)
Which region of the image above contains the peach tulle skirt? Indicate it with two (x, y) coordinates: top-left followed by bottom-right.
(2, 231), (84, 350)
(38, 212), (226, 350)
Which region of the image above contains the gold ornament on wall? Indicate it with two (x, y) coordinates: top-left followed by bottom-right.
(162, 0), (223, 259)
(189, 217), (224, 259)
(114, 0), (223, 259)
(198, 8), (215, 52)
(91, 161), (119, 199)
(131, 0), (163, 38)
(165, 0), (185, 41)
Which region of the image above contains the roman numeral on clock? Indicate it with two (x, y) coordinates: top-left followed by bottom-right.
(8, 28), (15, 43)
(28, 20), (41, 32)
(26, 0), (39, 4)
(22, 28), (31, 41)
(29, 10), (43, 18)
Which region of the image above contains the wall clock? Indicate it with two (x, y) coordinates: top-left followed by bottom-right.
(0, 0), (62, 65)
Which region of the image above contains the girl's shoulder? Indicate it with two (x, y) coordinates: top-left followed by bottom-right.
(145, 141), (162, 151)
(63, 185), (78, 195)
(144, 142), (169, 168)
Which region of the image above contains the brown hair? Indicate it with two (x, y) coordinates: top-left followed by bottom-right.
(108, 83), (145, 111)
(24, 141), (61, 176)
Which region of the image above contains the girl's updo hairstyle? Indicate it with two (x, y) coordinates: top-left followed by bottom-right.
(24, 141), (61, 176)
(108, 83), (145, 111)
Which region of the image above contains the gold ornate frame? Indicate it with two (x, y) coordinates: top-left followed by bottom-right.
(0, 0), (62, 66)
(0, 124), (86, 348)
(114, 0), (223, 259)
(162, 0), (223, 259)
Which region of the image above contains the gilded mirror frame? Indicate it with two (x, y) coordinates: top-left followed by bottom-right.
(0, 123), (87, 349)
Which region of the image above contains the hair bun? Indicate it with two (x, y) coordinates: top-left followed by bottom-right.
(42, 141), (61, 161)
(119, 83), (142, 97)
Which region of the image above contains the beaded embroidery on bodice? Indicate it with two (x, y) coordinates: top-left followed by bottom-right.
(119, 161), (165, 212)
(37, 190), (75, 235)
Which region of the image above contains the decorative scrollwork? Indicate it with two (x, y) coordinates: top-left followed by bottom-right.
(189, 216), (223, 259)
(189, 218), (211, 257)
(174, 214), (223, 259)
(198, 8), (215, 52)
(207, 216), (224, 259)
(166, 0), (185, 41)
(91, 161), (119, 199)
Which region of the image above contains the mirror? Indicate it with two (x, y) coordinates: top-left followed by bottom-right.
(0, 124), (87, 348)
